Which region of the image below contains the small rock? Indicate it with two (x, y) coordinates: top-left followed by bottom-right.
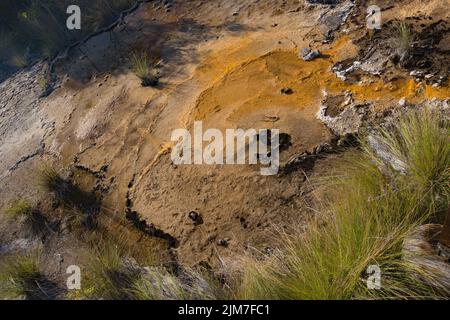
(217, 238), (230, 247)
(188, 211), (203, 226)
(281, 87), (294, 95)
(300, 48), (321, 61)
(399, 98), (406, 107)
(410, 70), (423, 77)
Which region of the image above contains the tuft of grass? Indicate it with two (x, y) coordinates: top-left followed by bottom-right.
(131, 51), (159, 87)
(131, 51), (150, 78)
(80, 238), (144, 300)
(0, 253), (46, 299)
(10, 53), (28, 68)
(388, 21), (414, 64)
(36, 164), (68, 196)
(365, 110), (450, 201)
(38, 76), (49, 91)
(238, 109), (449, 300)
(131, 267), (226, 300)
(77, 231), (226, 300)
(3, 198), (32, 220)
(36, 163), (100, 229)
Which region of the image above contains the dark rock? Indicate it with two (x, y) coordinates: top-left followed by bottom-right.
(403, 224), (450, 294)
(141, 74), (159, 87)
(217, 238), (230, 247)
(277, 132), (292, 152)
(300, 48), (321, 61)
(281, 87), (294, 95)
(188, 211), (203, 226)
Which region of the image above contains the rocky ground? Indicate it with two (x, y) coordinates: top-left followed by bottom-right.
(0, 0), (448, 287)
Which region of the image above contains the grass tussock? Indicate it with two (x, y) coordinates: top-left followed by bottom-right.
(238, 109), (449, 300)
(388, 21), (414, 64)
(131, 267), (226, 300)
(36, 163), (100, 227)
(3, 198), (32, 220)
(75, 231), (226, 300)
(0, 252), (58, 300)
(36, 164), (68, 196)
(10, 53), (28, 68)
(1, 198), (51, 235)
(366, 110), (450, 200)
(131, 51), (159, 87)
(80, 239), (141, 300)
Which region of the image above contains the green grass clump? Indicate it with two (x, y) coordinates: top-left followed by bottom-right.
(10, 54), (28, 68)
(131, 51), (150, 79)
(388, 21), (414, 63)
(367, 110), (450, 200)
(3, 198), (32, 219)
(78, 232), (225, 300)
(131, 267), (226, 300)
(0, 253), (45, 299)
(36, 164), (68, 196)
(238, 109), (449, 300)
(80, 238), (144, 300)
(131, 51), (159, 87)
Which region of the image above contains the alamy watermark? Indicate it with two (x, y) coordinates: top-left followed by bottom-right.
(366, 264), (381, 290)
(170, 122), (280, 175)
(66, 265), (81, 290)
(66, 5), (81, 30)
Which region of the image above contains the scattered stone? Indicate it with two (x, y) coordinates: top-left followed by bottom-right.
(55, 253), (64, 265)
(332, 60), (361, 81)
(239, 217), (248, 229)
(300, 48), (321, 61)
(141, 74), (159, 87)
(403, 224), (450, 295)
(367, 134), (408, 174)
(318, 0), (354, 39)
(188, 211), (203, 226)
(314, 143), (332, 155)
(388, 83), (397, 91)
(283, 151), (316, 174)
(317, 91), (366, 136)
(263, 115), (280, 122)
(399, 97), (406, 107)
(217, 238), (230, 247)
(410, 70), (424, 77)
(281, 87), (294, 95)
